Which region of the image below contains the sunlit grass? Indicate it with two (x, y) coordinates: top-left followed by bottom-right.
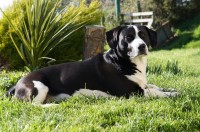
(0, 48), (200, 131)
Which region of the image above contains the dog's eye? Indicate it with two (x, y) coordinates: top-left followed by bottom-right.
(139, 31), (145, 39)
(125, 35), (133, 42)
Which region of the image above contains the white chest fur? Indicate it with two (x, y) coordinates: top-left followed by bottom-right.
(125, 56), (147, 89)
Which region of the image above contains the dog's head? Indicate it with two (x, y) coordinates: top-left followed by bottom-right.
(106, 25), (157, 59)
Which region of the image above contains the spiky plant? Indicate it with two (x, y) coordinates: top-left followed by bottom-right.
(0, 0), (102, 70)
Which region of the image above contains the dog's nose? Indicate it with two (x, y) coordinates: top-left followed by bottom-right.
(138, 44), (146, 51)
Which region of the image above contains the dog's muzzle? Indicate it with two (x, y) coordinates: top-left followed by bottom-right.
(138, 44), (148, 55)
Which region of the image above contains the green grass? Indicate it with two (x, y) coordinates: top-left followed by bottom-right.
(0, 48), (200, 131)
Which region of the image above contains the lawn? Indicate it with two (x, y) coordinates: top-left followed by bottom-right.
(0, 48), (200, 131)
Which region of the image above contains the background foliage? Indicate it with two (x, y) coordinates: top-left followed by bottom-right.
(102, 0), (200, 29)
(0, 0), (102, 70)
(0, 0), (26, 69)
(50, 0), (103, 64)
(163, 13), (200, 49)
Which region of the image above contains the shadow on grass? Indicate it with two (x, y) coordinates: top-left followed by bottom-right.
(154, 13), (200, 50)
(175, 13), (200, 32)
(157, 32), (193, 50)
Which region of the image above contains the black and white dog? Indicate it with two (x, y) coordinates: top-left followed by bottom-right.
(6, 25), (178, 104)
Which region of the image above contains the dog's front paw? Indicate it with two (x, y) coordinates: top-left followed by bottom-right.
(144, 87), (180, 97)
(163, 91), (180, 97)
(146, 84), (180, 97)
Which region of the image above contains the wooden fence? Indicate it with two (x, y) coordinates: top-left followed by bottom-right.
(121, 11), (153, 28)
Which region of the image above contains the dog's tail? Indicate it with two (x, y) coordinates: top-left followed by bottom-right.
(6, 86), (16, 97)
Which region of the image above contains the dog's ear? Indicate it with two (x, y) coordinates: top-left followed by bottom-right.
(106, 26), (125, 49)
(145, 27), (157, 48)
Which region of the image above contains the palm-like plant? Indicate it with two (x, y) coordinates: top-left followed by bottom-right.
(0, 0), (102, 70)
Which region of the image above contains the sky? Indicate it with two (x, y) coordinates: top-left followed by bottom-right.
(0, 0), (13, 18)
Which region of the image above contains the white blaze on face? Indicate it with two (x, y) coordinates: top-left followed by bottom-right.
(128, 25), (148, 58)
(32, 81), (49, 104)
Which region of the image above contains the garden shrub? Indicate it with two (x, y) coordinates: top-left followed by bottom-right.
(50, 0), (103, 63)
(0, 0), (102, 70)
(0, 0), (26, 69)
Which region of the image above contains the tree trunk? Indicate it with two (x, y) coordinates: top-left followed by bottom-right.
(83, 25), (105, 60)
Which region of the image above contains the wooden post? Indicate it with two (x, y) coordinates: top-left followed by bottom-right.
(83, 25), (105, 60)
(115, 0), (120, 20)
(136, 0), (142, 12)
